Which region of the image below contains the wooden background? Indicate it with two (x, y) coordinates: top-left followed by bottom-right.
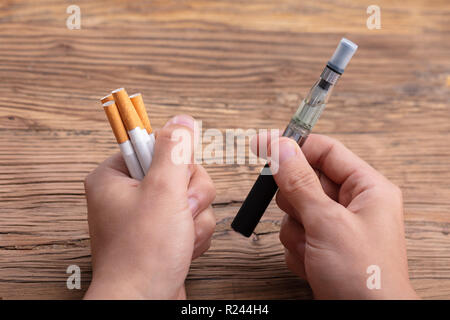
(0, 0), (449, 299)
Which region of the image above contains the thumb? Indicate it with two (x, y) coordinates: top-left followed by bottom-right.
(271, 137), (334, 227)
(141, 115), (195, 194)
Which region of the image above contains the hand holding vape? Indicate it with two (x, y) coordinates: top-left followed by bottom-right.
(232, 38), (358, 237)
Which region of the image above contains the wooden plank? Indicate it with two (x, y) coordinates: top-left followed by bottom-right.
(0, 0), (449, 299)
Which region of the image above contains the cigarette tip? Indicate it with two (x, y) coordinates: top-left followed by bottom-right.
(129, 93), (142, 98)
(112, 87), (125, 94)
(102, 100), (115, 107)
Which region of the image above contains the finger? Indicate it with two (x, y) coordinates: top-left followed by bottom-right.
(192, 206), (216, 259)
(84, 152), (134, 191)
(84, 153), (138, 215)
(271, 137), (339, 228)
(314, 168), (339, 202)
(253, 132), (375, 187)
(302, 134), (389, 207)
(275, 191), (298, 219)
(194, 206), (216, 245)
(94, 151), (131, 176)
(193, 238), (212, 260)
(301, 134), (377, 183)
(141, 115), (195, 194)
(101, 152), (129, 175)
(187, 165), (216, 218)
(279, 214), (306, 256)
(255, 133), (377, 207)
(276, 171), (339, 218)
(302, 134), (383, 195)
(285, 248), (306, 279)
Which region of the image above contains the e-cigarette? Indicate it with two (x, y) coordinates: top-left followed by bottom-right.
(231, 38), (358, 237)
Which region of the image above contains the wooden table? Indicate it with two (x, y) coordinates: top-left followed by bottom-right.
(0, 0), (449, 299)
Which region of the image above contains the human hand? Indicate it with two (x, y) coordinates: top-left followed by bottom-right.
(252, 133), (418, 299)
(84, 115), (216, 299)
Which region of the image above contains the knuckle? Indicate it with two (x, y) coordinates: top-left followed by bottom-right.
(275, 192), (283, 207)
(316, 136), (340, 162)
(325, 206), (346, 222)
(329, 136), (344, 149)
(384, 183), (404, 212)
(370, 185), (386, 199)
(196, 212), (216, 242)
(371, 179), (403, 203)
(322, 136), (340, 149)
(275, 191), (291, 214)
(279, 228), (289, 248)
(191, 168), (216, 204)
(278, 216), (296, 249)
(195, 174), (215, 198)
(391, 183), (403, 200)
(198, 239), (212, 257)
(83, 170), (96, 190)
(204, 212), (216, 237)
(205, 179), (216, 202)
(204, 238), (212, 251)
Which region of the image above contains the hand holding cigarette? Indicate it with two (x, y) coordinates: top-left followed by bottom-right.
(102, 88), (155, 180)
(251, 133), (419, 299)
(84, 115), (216, 299)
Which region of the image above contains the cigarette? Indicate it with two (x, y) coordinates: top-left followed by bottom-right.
(103, 100), (145, 180)
(129, 93), (152, 134)
(112, 88), (152, 174)
(130, 93), (156, 157)
(100, 94), (114, 104)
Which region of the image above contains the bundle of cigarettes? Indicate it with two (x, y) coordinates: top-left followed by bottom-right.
(101, 88), (155, 180)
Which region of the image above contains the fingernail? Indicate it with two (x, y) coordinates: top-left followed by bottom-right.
(188, 197), (199, 216)
(164, 115), (195, 130)
(278, 138), (299, 164)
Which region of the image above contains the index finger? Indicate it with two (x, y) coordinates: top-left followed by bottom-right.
(84, 152), (136, 195)
(94, 152), (131, 179)
(301, 134), (379, 186)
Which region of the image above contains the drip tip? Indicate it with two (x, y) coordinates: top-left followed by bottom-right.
(327, 38), (358, 74)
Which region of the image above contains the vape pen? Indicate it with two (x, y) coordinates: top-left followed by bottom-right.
(231, 38), (358, 237)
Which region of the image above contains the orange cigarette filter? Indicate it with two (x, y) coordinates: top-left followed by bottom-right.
(112, 88), (144, 131)
(100, 94), (114, 104)
(103, 101), (129, 144)
(130, 93), (152, 134)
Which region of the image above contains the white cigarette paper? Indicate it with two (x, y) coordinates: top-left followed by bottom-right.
(119, 140), (145, 180)
(130, 93), (155, 165)
(128, 127), (152, 173)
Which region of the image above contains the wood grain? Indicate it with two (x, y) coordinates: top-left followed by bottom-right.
(0, 0), (449, 299)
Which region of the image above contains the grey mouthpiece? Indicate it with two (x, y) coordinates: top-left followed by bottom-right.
(327, 38), (358, 74)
